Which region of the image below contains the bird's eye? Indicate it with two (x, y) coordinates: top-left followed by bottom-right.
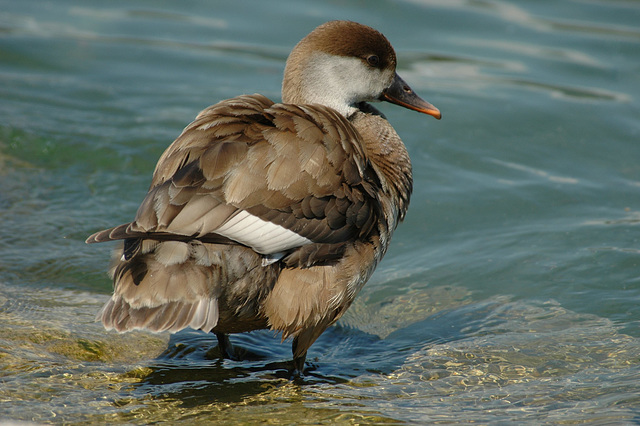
(366, 55), (380, 67)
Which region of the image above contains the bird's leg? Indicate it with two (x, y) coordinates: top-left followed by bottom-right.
(215, 332), (236, 360)
(291, 337), (307, 377)
(292, 354), (307, 378)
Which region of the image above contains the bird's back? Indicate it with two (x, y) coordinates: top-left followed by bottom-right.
(89, 94), (397, 345)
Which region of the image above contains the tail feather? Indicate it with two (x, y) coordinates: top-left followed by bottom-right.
(93, 226), (279, 337)
(86, 223), (239, 245)
(97, 296), (220, 333)
(86, 223), (136, 244)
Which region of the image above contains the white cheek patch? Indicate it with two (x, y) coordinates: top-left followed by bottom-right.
(301, 53), (391, 117)
(216, 210), (312, 255)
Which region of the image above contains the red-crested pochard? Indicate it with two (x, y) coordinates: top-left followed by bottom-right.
(87, 20), (441, 375)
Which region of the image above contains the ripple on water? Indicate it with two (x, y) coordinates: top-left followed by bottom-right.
(330, 298), (640, 423)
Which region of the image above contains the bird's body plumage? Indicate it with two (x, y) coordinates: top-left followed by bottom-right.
(87, 20), (440, 374)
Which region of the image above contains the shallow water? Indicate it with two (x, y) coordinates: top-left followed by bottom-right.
(2, 0), (640, 423)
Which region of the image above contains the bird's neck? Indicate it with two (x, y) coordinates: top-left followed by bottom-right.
(349, 110), (413, 229)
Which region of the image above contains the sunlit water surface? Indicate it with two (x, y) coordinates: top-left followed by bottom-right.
(1, 0), (640, 423)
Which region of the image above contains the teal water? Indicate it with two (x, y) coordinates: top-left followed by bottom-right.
(2, 0), (640, 423)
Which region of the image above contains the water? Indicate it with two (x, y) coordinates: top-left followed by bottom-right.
(1, 0), (640, 423)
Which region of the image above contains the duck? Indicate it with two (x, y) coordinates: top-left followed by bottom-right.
(86, 20), (441, 376)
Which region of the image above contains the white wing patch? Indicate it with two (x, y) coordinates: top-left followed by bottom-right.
(216, 210), (311, 254)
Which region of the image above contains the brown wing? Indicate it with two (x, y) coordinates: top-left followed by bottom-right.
(87, 94), (381, 267)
